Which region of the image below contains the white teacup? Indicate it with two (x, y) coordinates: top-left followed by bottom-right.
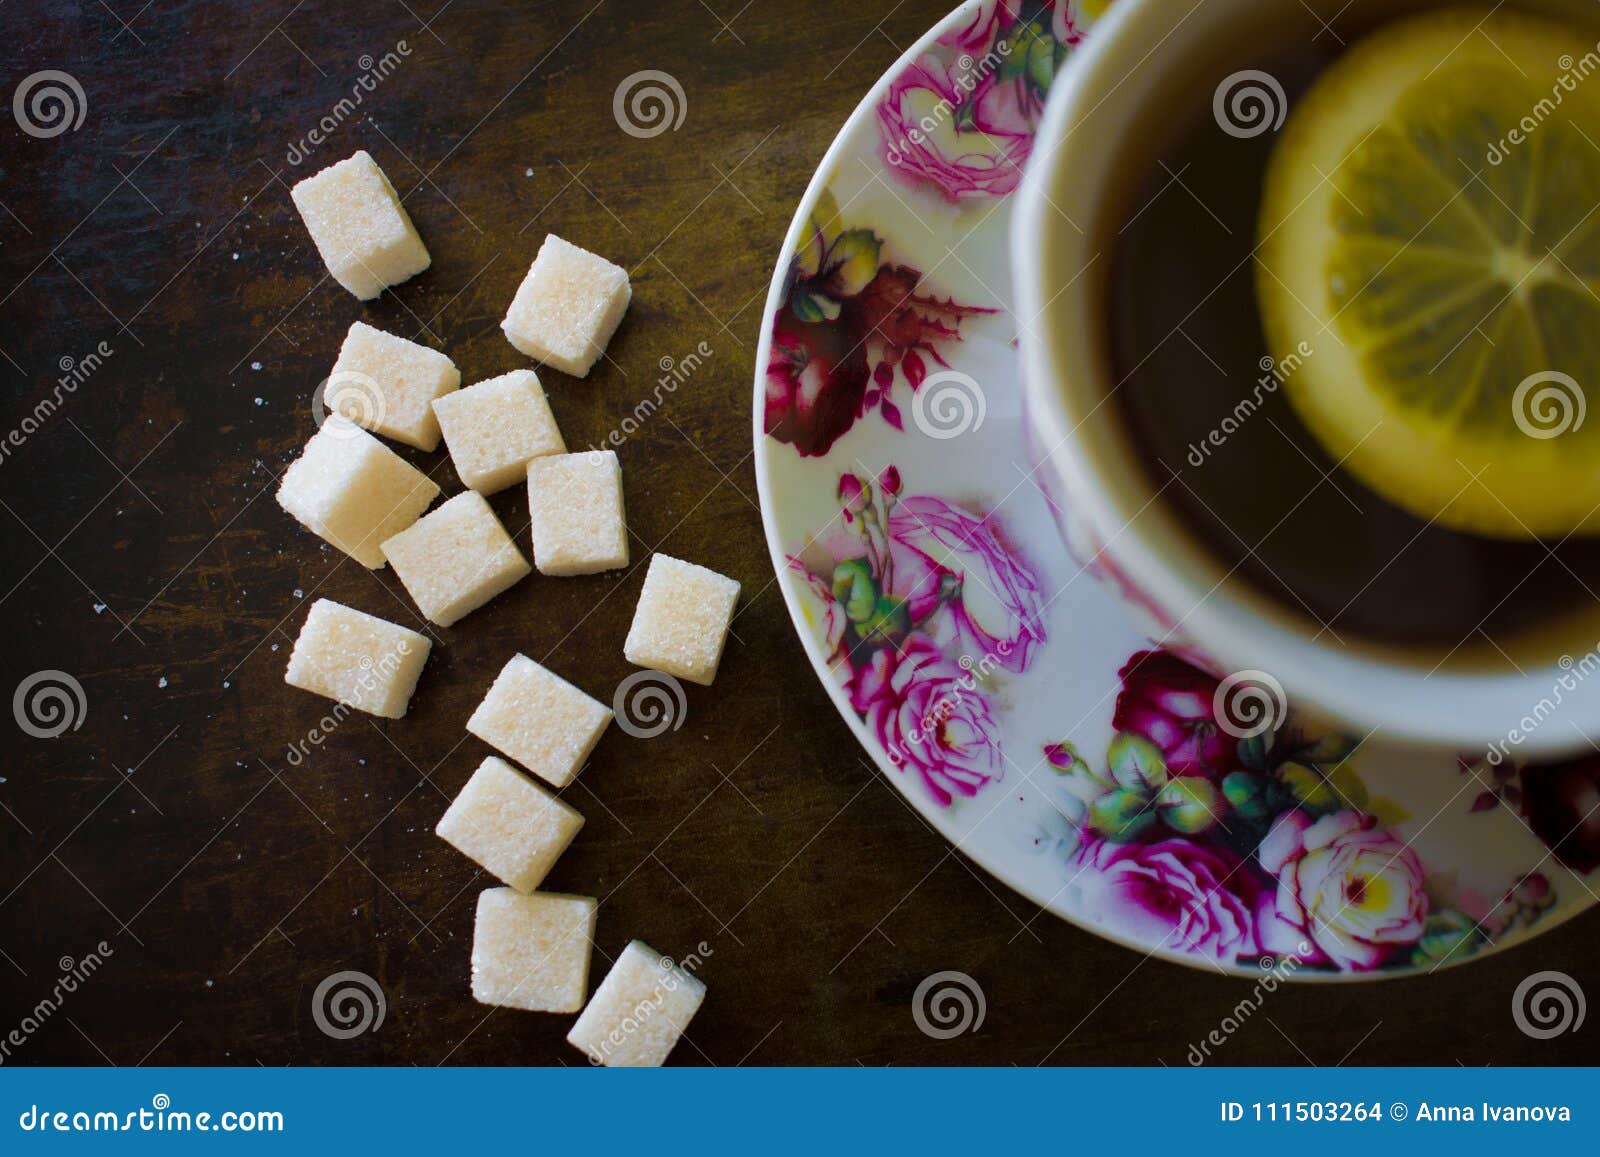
(1013, 0), (1600, 757)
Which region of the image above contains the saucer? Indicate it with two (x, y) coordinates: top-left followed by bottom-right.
(751, 0), (1597, 978)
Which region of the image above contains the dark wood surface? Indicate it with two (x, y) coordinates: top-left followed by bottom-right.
(0, 0), (1592, 1067)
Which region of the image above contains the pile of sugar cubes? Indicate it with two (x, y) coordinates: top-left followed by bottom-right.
(277, 149), (744, 1065)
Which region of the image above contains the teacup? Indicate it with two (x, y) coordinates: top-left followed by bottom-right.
(1013, 0), (1600, 756)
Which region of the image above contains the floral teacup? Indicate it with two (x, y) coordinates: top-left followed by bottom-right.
(1013, 0), (1600, 757)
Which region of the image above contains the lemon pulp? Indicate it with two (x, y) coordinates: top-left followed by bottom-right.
(1258, 7), (1600, 539)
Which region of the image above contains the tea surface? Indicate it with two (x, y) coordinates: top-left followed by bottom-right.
(1111, 48), (1600, 646)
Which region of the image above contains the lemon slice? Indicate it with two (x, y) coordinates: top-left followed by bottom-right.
(1258, 7), (1600, 539)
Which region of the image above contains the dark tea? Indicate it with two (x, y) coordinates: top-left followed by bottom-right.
(1110, 44), (1600, 646)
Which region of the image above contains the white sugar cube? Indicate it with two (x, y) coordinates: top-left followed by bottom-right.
(326, 321), (460, 451)
(437, 756), (584, 893)
(290, 150), (431, 300)
(276, 414), (440, 568)
(284, 598), (432, 719)
(432, 369), (565, 494)
(567, 940), (706, 1067)
(380, 491), (531, 627)
(501, 234), (631, 377)
(466, 654), (612, 788)
(471, 888), (596, 1012)
(624, 554), (741, 686)
(526, 451), (628, 576)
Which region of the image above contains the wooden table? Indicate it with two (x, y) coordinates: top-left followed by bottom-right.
(1, 0), (1591, 1066)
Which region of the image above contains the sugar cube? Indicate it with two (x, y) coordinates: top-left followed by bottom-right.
(284, 598), (432, 719)
(290, 150), (431, 300)
(466, 654), (612, 788)
(277, 413), (440, 568)
(567, 940), (706, 1067)
(326, 321), (460, 451)
(471, 888), (596, 1012)
(437, 756), (584, 893)
(623, 554), (741, 686)
(380, 491), (531, 627)
(501, 234), (631, 377)
(526, 451), (628, 576)
(432, 369), (565, 494)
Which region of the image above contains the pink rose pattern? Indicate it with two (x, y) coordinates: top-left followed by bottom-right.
(1048, 650), (1561, 972)
(1112, 649), (1240, 777)
(849, 637), (1005, 806)
(878, 1), (1099, 203)
(1077, 837), (1260, 965)
(791, 469), (1047, 809)
(887, 496), (1047, 673)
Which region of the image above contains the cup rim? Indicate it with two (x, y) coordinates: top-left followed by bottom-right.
(1013, 0), (1600, 757)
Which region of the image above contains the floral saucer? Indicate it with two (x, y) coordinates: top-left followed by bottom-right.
(752, 0), (1599, 977)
